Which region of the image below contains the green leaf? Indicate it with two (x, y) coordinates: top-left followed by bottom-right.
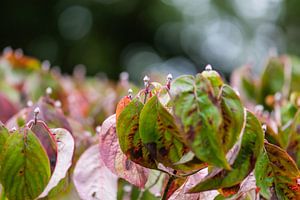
(189, 111), (264, 193)
(173, 73), (229, 169)
(0, 129), (51, 200)
(255, 142), (300, 200)
(169, 75), (195, 97)
(219, 84), (245, 152)
(139, 95), (186, 167)
(117, 98), (156, 169)
(201, 69), (223, 96)
(260, 57), (285, 106)
(0, 123), (9, 154)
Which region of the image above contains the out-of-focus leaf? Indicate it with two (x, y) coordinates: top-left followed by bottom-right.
(256, 142), (300, 200)
(0, 93), (18, 123)
(173, 73), (229, 169)
(260, 57), (285, 106)
(117, 98), (156, 169)
(73, 145), (118, 200)
(38, 128), (75, 198)
(29, 120), (57, 173)
(3, 50), (40, 70)
(5, 108), (28, 129)
(27, 97), (72, 132)
(0, 128), (51, 200)
(0, 122), (9, 153)
(100, 114), (149, 188)
(189, 111), (264, 193)
(290, 56), (300, 92)
(219, 84), (245, 152)
(139, 95), (186, 167)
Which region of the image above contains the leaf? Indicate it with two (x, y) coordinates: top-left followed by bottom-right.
(116, 98), (156, 169)
(162, 176), (186, 200)
(27, 97), (72, 133)
(0, 128), (51, 200)
(0, 93), (18, 123)
(255, 142), (300, 200)
(29, 120), (57, 173)
(215, 173), (257, 200)
(169, 75), (195, 97)
(100, 114), (149, 188)
(0, 122), (9, 154)
(168, 169), (219, 200)
(116, 96), (131, 120)
(139, 95), (186, 167)
(189, 111), (264, 193)
(219, 84), (245, 152)
(201, 69), (223, 96)
(38, 128), (75, 198)
(73, 145), (118, 200)
(260, 57), (285, 106)
(173, 73), (229, 169)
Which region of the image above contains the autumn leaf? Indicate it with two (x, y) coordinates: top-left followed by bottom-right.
(73, 145), (118, 200)
(100, 114), (149, 188)
(189, 111), (264, 193)
(0, 128), (51, 200)
(116, 98), (157, 169)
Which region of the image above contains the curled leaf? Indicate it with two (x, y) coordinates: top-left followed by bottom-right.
(39, 128), (75, 198)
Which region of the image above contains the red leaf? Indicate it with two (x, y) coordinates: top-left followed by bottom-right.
(0, 93), (18, 123)
(99, 114), (149, 188)
(116, 96), (131, 120)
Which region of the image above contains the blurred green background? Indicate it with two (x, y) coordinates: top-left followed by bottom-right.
(0, 0), (300, 81)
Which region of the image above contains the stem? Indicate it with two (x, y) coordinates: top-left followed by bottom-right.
(162, 171), (177, 200)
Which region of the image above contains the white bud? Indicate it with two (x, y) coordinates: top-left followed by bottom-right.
(143, 75), (150, 87)
(54, 100), (62, 108)
(46, 87), (52, 95)
(26, 100), (33, 107)
(123, 185), (132, 193)
(167, 73), (173, 81)
(274, 92), (282, 102)
(262, 124), (267, 133)
(96, 126), (101, 134)
(10, 127), (17, 132)
(205, 64), (212, 71)
(34, 107), (40, 115)
(128, 88), (133, 95)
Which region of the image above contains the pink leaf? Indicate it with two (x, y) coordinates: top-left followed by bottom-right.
(0, 93), (18, 123)
(168, 168), (219, 200)
(39, 128), (75, 198)
(73, 145), (118, 200)
(99, 114), (149, 188)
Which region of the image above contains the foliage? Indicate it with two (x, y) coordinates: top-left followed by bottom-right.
(1, 49), (300, 200)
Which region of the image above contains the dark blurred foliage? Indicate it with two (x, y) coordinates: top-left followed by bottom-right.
(0, 0), (300, 80)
